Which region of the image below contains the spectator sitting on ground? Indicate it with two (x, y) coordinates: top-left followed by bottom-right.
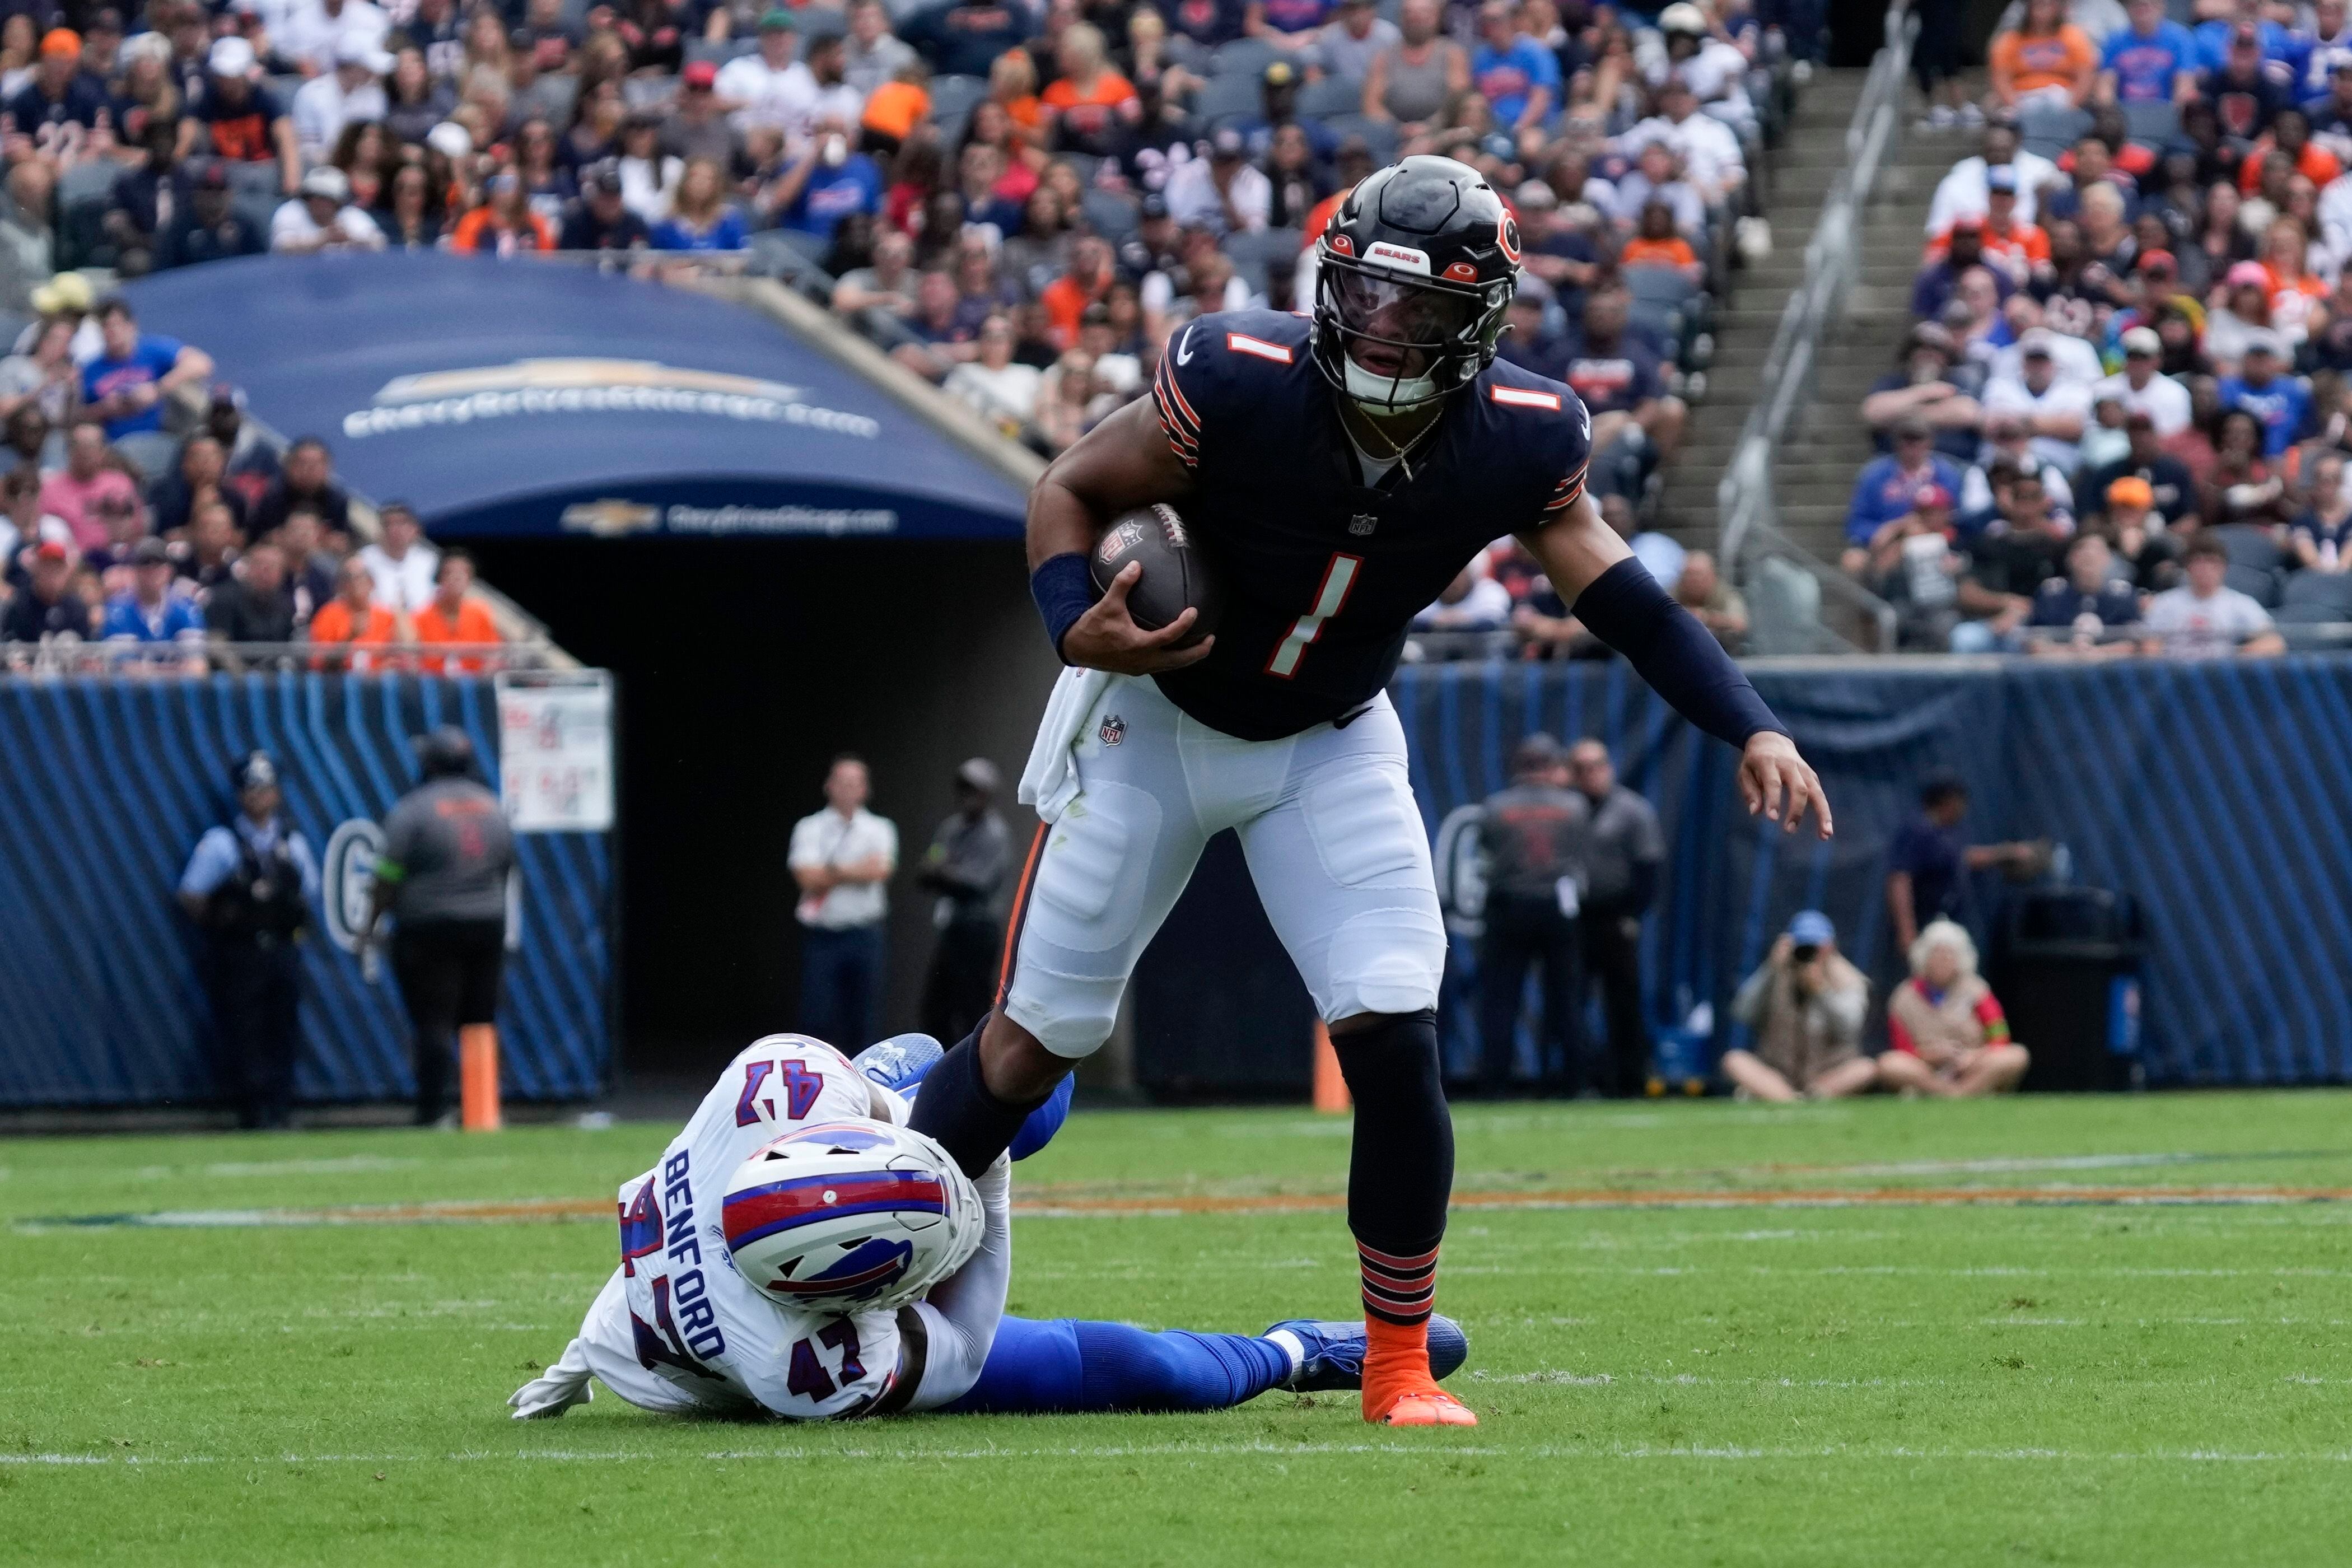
(82, 296), (213, 444)
(251, 437), (350, 538)
(1876, 920), (2033, 1097)
(306, 556), (401, 668)
(1845, 417), (1968, 576)
(2028, 530), (2144, 655)
(2141, 532), (2286, 656)
(412, 548), (500, 671)
(1673, 548), (1747, 652)
(353, 501), (438, 614)
(1720, 911), (1876, 1103)
(1, 539), (90, 642)
(271, 164), (386, 254)
(557, 158), (652, 251)
(944, 312), (1041, 432)
(101, 536), (206, 651)
(203, 536), (298, 645)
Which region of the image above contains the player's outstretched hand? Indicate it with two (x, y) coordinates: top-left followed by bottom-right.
(1063, 561), (1215, 675)
(1740, 731), (1833, 839)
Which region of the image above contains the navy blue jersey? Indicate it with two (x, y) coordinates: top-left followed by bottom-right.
(1148, 309), (1593, 741)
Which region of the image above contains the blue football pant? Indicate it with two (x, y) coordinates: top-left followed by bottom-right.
(947, 1315), (1294, 1415)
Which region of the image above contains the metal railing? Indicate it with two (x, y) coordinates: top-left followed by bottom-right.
(1715, 1), (1916, 654)
(0, 639), (561, 677)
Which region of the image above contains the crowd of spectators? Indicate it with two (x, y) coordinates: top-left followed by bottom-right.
(0, 279), (506, 665)
(1855, 0), (2352, 657)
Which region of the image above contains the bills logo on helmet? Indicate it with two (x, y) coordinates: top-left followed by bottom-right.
(1497, 215), (1522, 264)
(763, 1235), (914, 1301)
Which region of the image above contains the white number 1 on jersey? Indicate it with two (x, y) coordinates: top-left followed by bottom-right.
(1267, 553), (1363, 678)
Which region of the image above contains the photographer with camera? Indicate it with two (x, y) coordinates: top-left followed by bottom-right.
(1719, 911), (1875, 1102)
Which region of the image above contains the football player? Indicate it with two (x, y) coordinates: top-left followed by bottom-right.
(508, 1034), (1467, 1422)
(906, 156), (1832, 1429)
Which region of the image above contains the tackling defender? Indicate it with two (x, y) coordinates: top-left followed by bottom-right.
(906, 156), (1832, 1427)
(508, 1033), (1467, 1423)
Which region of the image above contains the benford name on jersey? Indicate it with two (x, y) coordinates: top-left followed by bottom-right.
(656, 1149), (726, 1360)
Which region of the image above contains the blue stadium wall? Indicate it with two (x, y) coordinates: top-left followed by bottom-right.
(0, 674), (612, 1108)
(1390, 657), (2352, 1089)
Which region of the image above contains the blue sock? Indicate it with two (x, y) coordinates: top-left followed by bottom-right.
(948, 1316), (1293, 1414)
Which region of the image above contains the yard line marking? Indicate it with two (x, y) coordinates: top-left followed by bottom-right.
(12, 1443), (2352, 1467)
(25, 1184), (2352, 1232)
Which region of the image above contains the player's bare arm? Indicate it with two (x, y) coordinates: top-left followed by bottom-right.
(1029, 396), (1212, 675)
(1516, 492), (1832, 839)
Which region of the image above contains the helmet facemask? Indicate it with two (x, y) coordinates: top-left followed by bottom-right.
(1313, 253), (1510, 413)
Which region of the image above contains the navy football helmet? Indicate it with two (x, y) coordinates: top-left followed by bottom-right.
(1311, 156), (1520, 412)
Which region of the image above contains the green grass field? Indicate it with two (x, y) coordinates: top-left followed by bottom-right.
(7, 1091), (2352, 1566)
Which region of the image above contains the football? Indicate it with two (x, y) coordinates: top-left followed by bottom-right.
(1090, 503), (1222, 647)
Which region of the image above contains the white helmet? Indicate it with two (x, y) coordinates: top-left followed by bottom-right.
(720, 1119), (983, 1314)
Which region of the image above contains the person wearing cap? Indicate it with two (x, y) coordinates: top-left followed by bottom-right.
(2205, 20), (2290, 130)
(661, 59), (736, 167)
(1931, 167), (2048, 283)
(2097, 0), (2198, 108)
(1982, 329), (2093, 472)
(1863, 324), (1986, 464)
(1163, 124), (1271, 234)
(790, 753), (899, 1053)
(2094, 324), (2192, 435)
(554, 159), (642, 258)
(270, 162), (386, 252)
(2027, 531), (2142, 655)
(2193, 0), (2292, 77)
(1, 537), (92, 642)
(1720, 911), (1873, 1103)
(274, 0), (391, 80)
(1658, 2), (1755, 135)
(1616, 74), (1744, 203)
(1312, 0), (1398, 86)
(3, 29), (113, 169)
(354, 726), (516, 1127)
(715, 10), (803, 134)
(916, 757), (1014, 1044)
(179, 752), (319, 1130)
(1474, 733), (1589, 1098)
(1865, 482), (1975, 650)
(2217, 330), (2311, 454)
(184, 35), (300, 191)
(1843, 415), (1967, 575)
(1469, 1), (1557, 137)
(100, 535), (207, 654)
(290, 30), (390, 160)
(2092, 473), (2178, 586)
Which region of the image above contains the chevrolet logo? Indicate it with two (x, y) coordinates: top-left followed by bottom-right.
(559, 499), (662, 536)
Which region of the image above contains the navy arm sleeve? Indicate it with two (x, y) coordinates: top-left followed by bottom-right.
(1571, 558), (1788, 749)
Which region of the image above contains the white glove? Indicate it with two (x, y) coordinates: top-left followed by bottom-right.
(507, 1366), (594, 1421)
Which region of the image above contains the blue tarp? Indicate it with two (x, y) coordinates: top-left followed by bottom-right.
(124, 254), (1029, 540)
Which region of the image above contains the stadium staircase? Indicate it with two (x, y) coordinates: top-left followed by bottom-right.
(1663, 75), (1950, 567)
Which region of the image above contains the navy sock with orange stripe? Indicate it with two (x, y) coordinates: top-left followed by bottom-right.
(907, 1023), (1052, 1179)
(1330, 1011), (1454, 1326)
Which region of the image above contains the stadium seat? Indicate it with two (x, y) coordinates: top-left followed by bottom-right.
(2278, 570), (2352, 622)
(1211, 37), (1279, 80)
(2121, 100), (2179, 148)
(622, 73), (676, 110)
(2213, 522), (2284, 574)
(684, 38), (732, 64)
(226, 160), (281, 198)
(1222, 225), (1303, 301)
(2279, 620), (2352, 648)
(1193, 72), (1262, 125)
(927, 74), (990, 126)
(2018, 101), (2090, 160)
(1297, 75), (1362, 118)
(1081, 186), (1140, 241)
(112, 430), (179, 485)
(1320, 113), (1397, 165)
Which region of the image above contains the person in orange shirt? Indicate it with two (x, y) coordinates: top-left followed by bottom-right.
(412, 549), (502, 673)
(1039, 232), (1118, 347)
(1618, 200), (1702, 279)
(450, 173), (558, 256)
(308, 557), (404, 670)
(1924, 170), (2048, 283)
(859, 62), (931, 155)
(2236, 109), (2342, 195)
(1987, 0), (2096, 111)
(1038, 24), (1140, 157)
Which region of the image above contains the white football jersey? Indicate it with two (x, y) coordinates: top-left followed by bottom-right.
(602, 1035), (912, 1420)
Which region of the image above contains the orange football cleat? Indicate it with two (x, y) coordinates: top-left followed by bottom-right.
(1360, 1315), (1478, 1426)
(1377, 1389), (1480, 1427)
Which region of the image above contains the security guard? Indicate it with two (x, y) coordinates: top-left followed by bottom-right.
(917, 757), (1013, 1044)
(179, 753), (318, 1130)
(359, 727), (517, 1127)
(1476, 735), (1590, 1096)
(1567, 739), (1665, 1096)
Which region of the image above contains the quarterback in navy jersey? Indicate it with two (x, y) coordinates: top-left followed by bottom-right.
(908, 156), (1831, 1431)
